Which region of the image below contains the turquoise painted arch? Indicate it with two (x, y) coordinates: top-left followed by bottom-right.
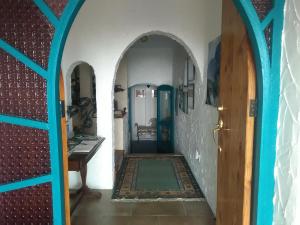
(233, 1), (285, 225)
(51, 1), (285, 224)
(0, 0), (84, 224)
(0, 0), (285, 225)
(46, 0), (85, 224)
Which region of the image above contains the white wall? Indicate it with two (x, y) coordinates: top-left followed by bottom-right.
(128, 48), (173, 86)
(114, 115), (128, 152)
(274, 1), (300, 224)
(62, 0), (222, 213)
(173, 45), (219, 214)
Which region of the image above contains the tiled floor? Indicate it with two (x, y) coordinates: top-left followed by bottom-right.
(71, 190), (216, 225)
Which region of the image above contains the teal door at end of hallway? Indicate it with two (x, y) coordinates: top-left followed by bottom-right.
(157, 85), (174, 153)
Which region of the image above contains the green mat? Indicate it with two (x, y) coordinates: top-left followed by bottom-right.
(112, 155), (204, 199)
(136, 159), (180, 191)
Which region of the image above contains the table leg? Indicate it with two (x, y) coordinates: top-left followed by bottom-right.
(80, 164), (88, 192)
(79, 164), (101, 198)
(70, 164), (102, 214)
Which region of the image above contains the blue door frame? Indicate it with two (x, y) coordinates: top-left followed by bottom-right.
(0, 1), (284, 224)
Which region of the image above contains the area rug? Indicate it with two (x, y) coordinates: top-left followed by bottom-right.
(112, 155), (204, 200)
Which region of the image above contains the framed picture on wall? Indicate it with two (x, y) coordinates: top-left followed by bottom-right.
(179, 85), (187, 113)
(206, 36), (221, 107)
(184, 58), (188, 86)
(179, 85), (183, 111)
(183, 90), (188, 113)
(188, 58), (196, 82)
(188, 84), (194, 109)
(179, 85), (188, 114)
(175, 88), (179, 116)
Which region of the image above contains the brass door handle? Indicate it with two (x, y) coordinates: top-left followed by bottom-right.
(213, 119), (223, 145)
(213, 119), (232, 154)
(213, 119), (228, 153)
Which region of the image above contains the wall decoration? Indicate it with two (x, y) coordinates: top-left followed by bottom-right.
(206, 36), (221, 107)
(179, 85), (188, 114)
(188, 58), (196, 82)
(183, 59), (188, 86)
(175, 88), (179, 116)
(188, 84), (195, 109)
(178, 85), (183, 111)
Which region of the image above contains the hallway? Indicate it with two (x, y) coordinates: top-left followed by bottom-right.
(71, 190), (215, 225)
(1, 1), (295, 225)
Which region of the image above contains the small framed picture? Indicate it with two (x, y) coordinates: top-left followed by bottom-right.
(184, 58), (188, 86)
(188, 59), (196, 82)
(178, 85), (187, 113)
(188, 84), (195, 109)
(175, 88), (179, 116)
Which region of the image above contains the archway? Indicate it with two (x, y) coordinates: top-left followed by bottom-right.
(113, 32), (201, 155)
(66, 62), (97, 136)
(0, 1), (285, 225)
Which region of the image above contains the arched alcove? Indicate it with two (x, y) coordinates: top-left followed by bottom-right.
(65, 62), (97, 136)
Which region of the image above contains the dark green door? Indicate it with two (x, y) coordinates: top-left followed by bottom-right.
(157, 85), (174, 153)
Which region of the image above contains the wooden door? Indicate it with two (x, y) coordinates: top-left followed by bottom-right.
(216, 0), (256, 225)
(59, 74), (71, 225)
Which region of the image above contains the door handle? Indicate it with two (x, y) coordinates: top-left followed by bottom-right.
(213, 119), (230, 153)
(214, 119), (224, 131)
(213, 127), (222, 153)
(213, 119), (223, 145)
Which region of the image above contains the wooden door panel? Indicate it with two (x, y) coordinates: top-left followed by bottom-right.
(217, 0), (256, 225)
(60, 74), (71, 225)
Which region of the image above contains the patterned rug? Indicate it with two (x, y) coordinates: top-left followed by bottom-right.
(112, 155), (204, 200)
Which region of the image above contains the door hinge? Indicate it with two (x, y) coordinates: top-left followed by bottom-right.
(249, 99), (257, 117)
(60, 100), (65, 117)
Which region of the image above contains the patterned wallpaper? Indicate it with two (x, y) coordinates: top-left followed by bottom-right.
(274, 0), (300, 224)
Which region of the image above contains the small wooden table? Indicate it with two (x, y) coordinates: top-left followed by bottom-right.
(68, 135), (105, 214)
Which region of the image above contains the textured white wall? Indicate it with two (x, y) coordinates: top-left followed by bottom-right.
(274, 0), (300, 224)
(62, 0), (222, 211)
(173, 46), (219, 214)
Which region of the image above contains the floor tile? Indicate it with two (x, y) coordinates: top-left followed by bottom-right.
(128, 216), (159, 225)
(158, 216), (215, 225)
(98, 216), (131, 225)
(71, 190), (215, 225)
(72, 216), (101, 225)
(183, 201), (214, 217)
(73, 192), (133, 217)
(132, 202), (185, 216)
